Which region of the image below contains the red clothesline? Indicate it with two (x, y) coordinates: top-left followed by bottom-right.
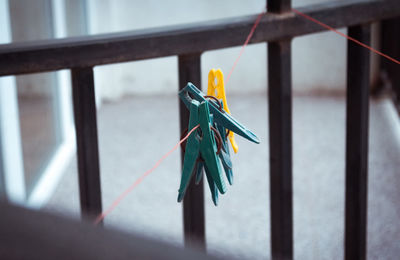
(292, 8), (400, 65)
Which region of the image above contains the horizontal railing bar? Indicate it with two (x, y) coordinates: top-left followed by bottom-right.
(0, 0), (399, 76)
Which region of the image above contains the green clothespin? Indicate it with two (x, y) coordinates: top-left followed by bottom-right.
(196, 101), (233, 186)
(177, 100), (201, 202)
(215, 124), (233, 185)
(193, 112), (227, 206)
(215, 100), (233, 185)
(198, 101), (226, 194)
(177, 100), (226, 203)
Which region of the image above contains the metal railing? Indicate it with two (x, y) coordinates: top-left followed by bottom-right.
(1, 0), (399, 259)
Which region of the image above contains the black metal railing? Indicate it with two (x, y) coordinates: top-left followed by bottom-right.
(380, 17), (400, 113)
(1, 0), (399, 259)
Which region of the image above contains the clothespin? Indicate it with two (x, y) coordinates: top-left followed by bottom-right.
(207, 69), (239, 153)
(179, 83), (260, 144)
(177, 100), (226, 203)
(193, 110), (231, 205)
(214, 100), (234, 185)
(193, 113), (220, 205)
(178, 83), (259, 205)
(195, 98), (234, 186)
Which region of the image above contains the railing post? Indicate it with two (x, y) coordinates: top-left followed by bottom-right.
(345, 24), (371, 260)
(380, 18), (400, 111)
(178, 53), (205, 249)
(71, 67), (103, 224)
(267, 1), (293, 259)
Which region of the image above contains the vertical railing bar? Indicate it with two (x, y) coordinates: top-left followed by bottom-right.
(268, 39), (294, 260)
(345, 24), (371, 260)
(380, 18), (400, 110)
(71, 66), (103, 224)
(267, 0), (293, 259)
(178, 53), (205, 249)
(268, 0), (291, 13)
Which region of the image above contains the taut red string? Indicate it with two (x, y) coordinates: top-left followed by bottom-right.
(292, 8), (400, 65)
(225, 9), (266, 84)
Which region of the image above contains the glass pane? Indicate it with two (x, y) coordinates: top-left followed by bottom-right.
(8, 0), (62, 195)
(17, 72), (61, 194)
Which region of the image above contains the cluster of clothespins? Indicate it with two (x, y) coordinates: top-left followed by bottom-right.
(177, 69), (260, 205)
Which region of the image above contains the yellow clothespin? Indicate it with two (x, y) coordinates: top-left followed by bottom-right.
(207, 69), (239, 153)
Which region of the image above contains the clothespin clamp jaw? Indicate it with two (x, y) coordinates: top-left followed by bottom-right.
(207, 69), (239, 153)
(179, 83), (260, 144)
(195, 161), (219, 206)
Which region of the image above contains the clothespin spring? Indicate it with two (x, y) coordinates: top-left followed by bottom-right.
(180, 126), (223, 155)
(204, 95), (231, 138)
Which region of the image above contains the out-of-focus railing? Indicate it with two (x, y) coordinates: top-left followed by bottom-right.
(0, 0), (399, 259)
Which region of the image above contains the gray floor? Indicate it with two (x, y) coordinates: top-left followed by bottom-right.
(45, 94), (400, 260)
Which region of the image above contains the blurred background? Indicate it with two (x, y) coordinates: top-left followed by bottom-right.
(0, 0), (399, 259)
